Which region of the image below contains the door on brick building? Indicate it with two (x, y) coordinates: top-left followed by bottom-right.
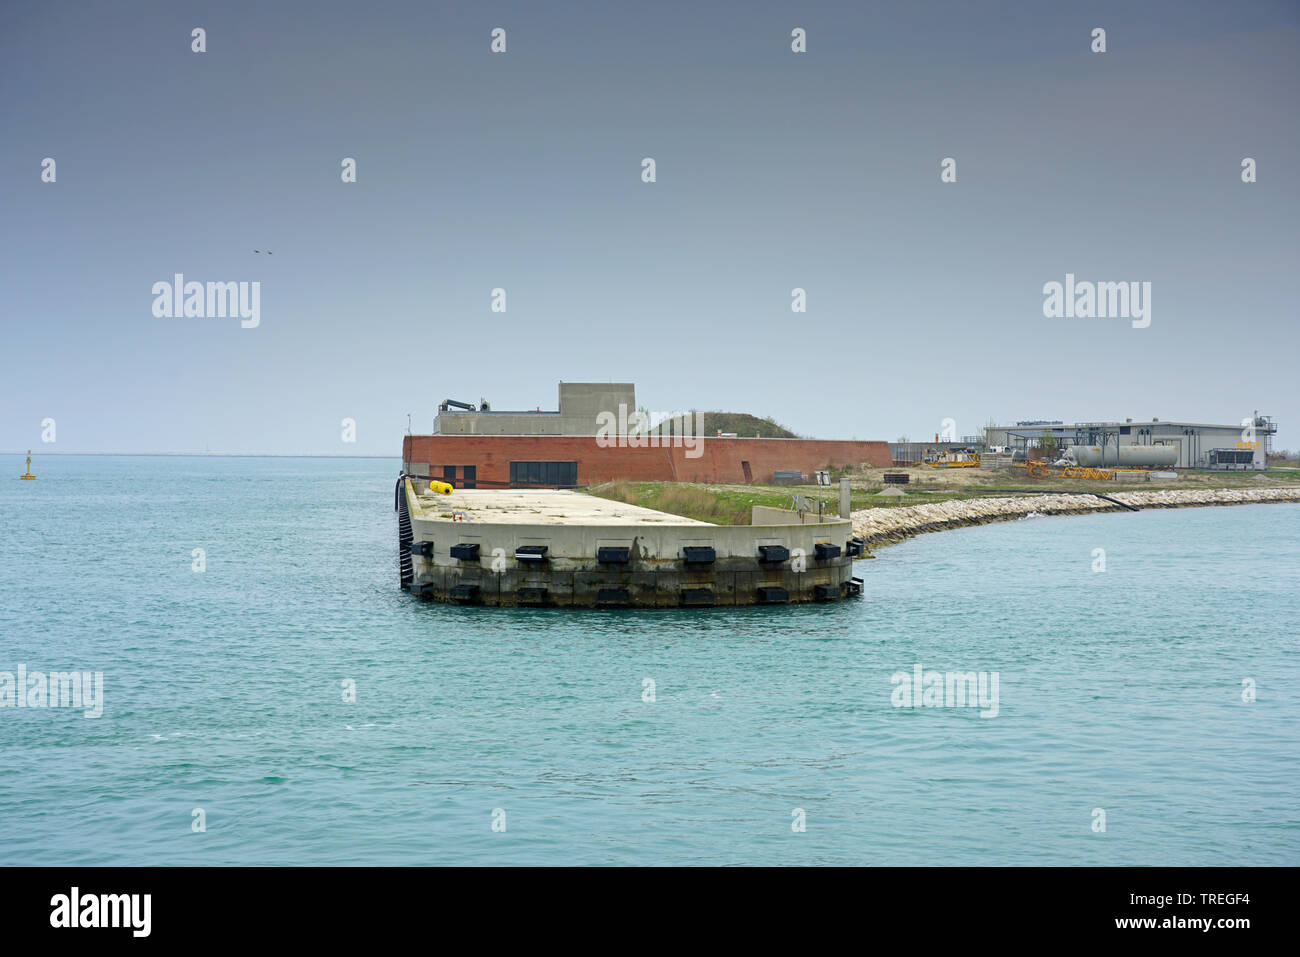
(443, 465), (457, 486)
(741, 461), (753, 483)
(462, 466), (476, 489)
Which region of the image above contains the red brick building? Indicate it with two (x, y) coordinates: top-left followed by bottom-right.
(402, 434), (892, 488)
(405, 382), (891, 487)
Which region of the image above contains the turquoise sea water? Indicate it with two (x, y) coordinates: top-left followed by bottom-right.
(1, 455), (1296, 865)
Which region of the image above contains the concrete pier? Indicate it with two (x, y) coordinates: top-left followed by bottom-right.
(398, 480), (864, 607)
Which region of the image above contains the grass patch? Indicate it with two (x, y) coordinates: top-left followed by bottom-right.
(588, 480), (887, 523)
(583, 469), (1300, 525)
(589, 481), (754, 524)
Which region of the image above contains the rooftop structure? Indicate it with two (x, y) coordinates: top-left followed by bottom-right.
(433, 382), (637, 436)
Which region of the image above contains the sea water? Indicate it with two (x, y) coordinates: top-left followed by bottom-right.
(1, 455), (1296, 865)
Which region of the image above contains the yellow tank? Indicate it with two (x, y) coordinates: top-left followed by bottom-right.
(427, 480), (454, 495)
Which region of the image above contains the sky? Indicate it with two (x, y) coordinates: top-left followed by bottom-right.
(2, 0), (1297, 455)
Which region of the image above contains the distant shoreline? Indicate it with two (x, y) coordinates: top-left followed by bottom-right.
(2, 451), (401, 459)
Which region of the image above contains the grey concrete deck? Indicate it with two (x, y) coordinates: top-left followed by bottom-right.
(411, 487), (713, 526)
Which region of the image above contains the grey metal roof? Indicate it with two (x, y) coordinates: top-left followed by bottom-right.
(992, 421), (1252, 431)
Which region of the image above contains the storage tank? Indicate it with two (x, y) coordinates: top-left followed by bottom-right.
(1070, 444), (1179, 468)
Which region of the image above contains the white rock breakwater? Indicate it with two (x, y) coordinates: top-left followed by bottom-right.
(850, 487), (1300, 548)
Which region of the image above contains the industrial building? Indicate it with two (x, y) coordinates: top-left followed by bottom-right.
(403, 382), (892, 487)
(983, 415), (1277, 471)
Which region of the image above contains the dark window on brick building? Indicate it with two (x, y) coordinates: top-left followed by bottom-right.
(510, 461), (577, 486)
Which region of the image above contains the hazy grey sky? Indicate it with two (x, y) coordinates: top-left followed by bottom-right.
(3, 0), (1297, 454)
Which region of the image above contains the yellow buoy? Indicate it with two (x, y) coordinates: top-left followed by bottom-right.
(20, 450), (36, 480)
(427, 480), (454, 495)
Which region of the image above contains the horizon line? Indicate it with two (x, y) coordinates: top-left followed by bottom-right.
(2, 450), (401, 458)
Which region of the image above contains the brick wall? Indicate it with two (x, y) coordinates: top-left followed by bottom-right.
(402, 435), (891, 486)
